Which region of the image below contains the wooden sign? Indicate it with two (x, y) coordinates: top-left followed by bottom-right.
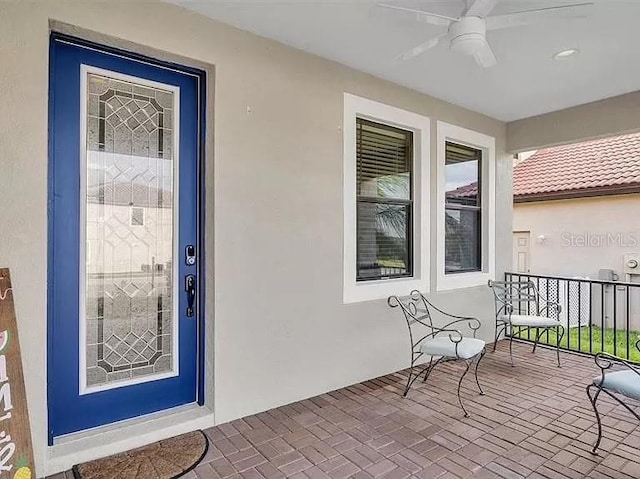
(0, 269), (35, 479)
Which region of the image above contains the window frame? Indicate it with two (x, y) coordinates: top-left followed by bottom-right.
(343, 93), (430, 303)
(444, 141), (482, 275)
(436, 121), (495, 291)
(356, 118), (414, 282)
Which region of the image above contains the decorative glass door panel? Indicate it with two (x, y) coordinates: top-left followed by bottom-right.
(83, 70), (178, 392)
(48, 36), (203, 441)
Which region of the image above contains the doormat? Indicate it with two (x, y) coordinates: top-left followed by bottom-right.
(72, 430), (208, 479)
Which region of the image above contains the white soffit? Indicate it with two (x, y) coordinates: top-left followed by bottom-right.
(169, 0), (640, 121)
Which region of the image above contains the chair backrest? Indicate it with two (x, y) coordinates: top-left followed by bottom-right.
(388, 290), (436, 350)
(487, 280), (540, 318)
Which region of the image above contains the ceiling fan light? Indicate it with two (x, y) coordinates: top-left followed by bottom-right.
(553, 48), (579, 59)
(449, 16), (487, 56)
(450, 33), (487, 56)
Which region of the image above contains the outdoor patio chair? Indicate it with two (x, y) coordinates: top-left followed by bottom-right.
(388, 290), (486, 417)
(587, 344), (640, 454)
(488, 280), (565, 367)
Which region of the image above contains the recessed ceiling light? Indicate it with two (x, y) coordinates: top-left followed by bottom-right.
(553, 48), (579, 60)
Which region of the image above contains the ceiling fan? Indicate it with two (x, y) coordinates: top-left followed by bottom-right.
(379, 0), (594, 67)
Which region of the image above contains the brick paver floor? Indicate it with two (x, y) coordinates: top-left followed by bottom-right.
(49, 341), (640, 478)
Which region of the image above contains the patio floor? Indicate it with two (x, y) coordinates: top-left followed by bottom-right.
(49, 341), (640, 479)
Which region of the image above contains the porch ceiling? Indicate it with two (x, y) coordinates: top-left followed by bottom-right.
(169, 1), (640, 122)
(49, 342), (640, 478)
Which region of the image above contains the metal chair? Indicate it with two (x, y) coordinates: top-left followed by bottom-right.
(388, 290), (486, 417)
(587, 344), (640, 454)
(488, 280), (564, 367)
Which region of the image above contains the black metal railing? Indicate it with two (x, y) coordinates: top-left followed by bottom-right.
(505, 272), (640, 363)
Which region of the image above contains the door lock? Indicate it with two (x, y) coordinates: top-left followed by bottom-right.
(185, 245), (196, 266)
(185, 274), (196, 317)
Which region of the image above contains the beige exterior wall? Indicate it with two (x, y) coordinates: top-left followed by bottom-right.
(513, 194), (640, 279)
(0, 1), (513, 475)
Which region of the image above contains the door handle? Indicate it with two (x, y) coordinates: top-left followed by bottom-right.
(185, 274), (196, 317)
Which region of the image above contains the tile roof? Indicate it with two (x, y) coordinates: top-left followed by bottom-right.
(514, 132), (640, 201)
(446, 181), (478, 199)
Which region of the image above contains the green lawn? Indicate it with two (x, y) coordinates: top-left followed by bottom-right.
(378, 259), (406, 268)
(512, 326), (640, 363)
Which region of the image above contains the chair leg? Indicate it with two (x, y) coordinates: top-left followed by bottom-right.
(423, 357), (444, 384)
(474, 348), (486, 396)
(556, 325), (565, 367)
(492, 322), (501, 352)
(532, 328), (543, 353)
(422, 357), (434, 381)
(457, 360), (473, 418)
(402, 365), (415, 398)
(509, 327), (515, 367)
(586, 384), (603, 454)
(403, 355), (420, 397)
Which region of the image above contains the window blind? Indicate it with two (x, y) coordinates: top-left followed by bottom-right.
(357, 119), (411, 198)
(445, 142), (482, 164)
(356, 118), (413, 281)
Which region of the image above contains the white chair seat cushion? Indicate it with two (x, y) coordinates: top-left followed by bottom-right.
(420, 337), (485, 360)
(500, 314), (560, 327)
(593, 370), (640, 400)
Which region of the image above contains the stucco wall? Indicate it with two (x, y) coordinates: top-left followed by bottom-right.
(513, 194), (640, 278)
(0, 1), (511, 474)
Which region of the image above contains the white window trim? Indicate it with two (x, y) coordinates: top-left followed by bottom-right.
(343, 93), (430, 303)
(436, 121), (495, 291)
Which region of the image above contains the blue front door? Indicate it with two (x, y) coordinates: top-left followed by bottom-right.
(48, 35), (204, 442)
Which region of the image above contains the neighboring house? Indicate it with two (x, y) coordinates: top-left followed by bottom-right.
(513, 132), (640, 282)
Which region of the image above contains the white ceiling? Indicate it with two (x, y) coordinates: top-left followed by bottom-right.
(170, 0), (640, 121)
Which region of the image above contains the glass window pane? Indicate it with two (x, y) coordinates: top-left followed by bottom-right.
(357, 202), (410, 280)
(85, 72), (176, 390)
(445, 208), (481, 273)
(357, 119), (412, 200)
(445, 142), (481, 206)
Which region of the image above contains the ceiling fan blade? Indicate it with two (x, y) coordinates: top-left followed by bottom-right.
(473, 41), (497, 68)
(486, 2), (594, 31)
(378, 3), (457, 27)
(464, 0), (499, 17)
(398, 33), (449, 61)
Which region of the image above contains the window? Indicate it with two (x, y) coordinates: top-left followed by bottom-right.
(437, 122), (495, 291)
(356, 119), (413, 281)
(444, 142), (481, 273)
(343, 93), (430, 303)
(130, 206), (145, 226)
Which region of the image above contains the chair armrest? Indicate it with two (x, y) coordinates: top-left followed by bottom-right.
(430, 326), (464, 344)
(440, 317), (481, 339)
(539, 299), (562, 316)
(415, 307), (481, 339)
(411, 327), (464, 356)
(593, 352), (640, 385)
